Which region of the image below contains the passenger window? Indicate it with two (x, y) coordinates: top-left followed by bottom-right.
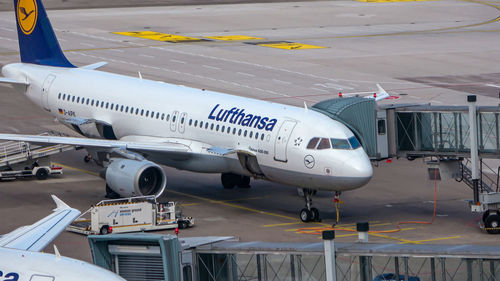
(205, 123), (208, 129)
(317, 138), (331, 150)
(141, 109), (144, 116)
(255, 132), (259, 139)
(173, 115), (177, 122)
(181, 117), (185, 124)
(72, 96), (75, 102)
(377, 119), (386, 135)
(249, 131), (253, 138)
(238, 129), (242, 136)
(227, 127), (231, 133)
(58, 93), (61, 99)
(307, 138), (320, 149)
(199, 121), (203, 127)
(194, 120), (197, 126)
(167, 114), (170, 121)
(162, 113), (165, 120)
(120, 105), (124, 112)
(125, 106), (129, 113)
(157, 113), (160, 119)
(62, 94), (66, 100)
(96, 100), (99, 106)
(101, 101), (104, 108)
(221, 125), (225, 132)
(135, 108), (138, 115)
(210, 123), (214, 130)
(331, 138), (350, 149)
(146, 111), (149, 117)
(261, 134), (265, 140)
(151, 111), (155, 117)
(216, 125), (220, 131)
(233, 128), (236, 135)
(106, 102), (109, 109)
(76, 97), (80, 103)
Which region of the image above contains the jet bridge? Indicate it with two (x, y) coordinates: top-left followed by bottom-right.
(313, 97), (500, 232)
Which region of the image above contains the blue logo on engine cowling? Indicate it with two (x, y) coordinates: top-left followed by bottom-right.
(208, 104), (277, 131)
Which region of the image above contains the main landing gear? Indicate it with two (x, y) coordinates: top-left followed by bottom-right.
(221, 173), (251, 189)
(299, 188), (321, 222)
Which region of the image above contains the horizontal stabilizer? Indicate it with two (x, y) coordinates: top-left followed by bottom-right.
(81, 62), (108, 70)
(0, 77), (29, 86)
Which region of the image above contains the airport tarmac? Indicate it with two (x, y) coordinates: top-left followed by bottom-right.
(0, 0), (500, 263)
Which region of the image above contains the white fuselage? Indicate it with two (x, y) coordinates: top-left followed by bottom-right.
(0, 247), (125, 281)
(2, 63), (372, 191)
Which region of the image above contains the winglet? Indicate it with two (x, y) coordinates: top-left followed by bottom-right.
(53, 244), (61, 259)
(51, 195), (70, 210)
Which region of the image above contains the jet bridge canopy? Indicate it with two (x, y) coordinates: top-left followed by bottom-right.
(312, 97), (378, 158)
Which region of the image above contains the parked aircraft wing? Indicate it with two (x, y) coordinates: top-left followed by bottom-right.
(0, 133), (191, 155)
(0, 195), (80, 252)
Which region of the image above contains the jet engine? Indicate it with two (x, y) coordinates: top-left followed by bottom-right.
(105, 158), (167, 198)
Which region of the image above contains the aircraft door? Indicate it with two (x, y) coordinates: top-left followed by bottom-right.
(274, 120), (297, 162)
(179, 112), (187, 133)
(170, 111), (179, 132)
(41, 74), (56, 112)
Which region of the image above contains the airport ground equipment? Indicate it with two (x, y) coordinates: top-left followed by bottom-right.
(67, 195), (194, 235)
(0, 131), (75, 180)
(88, 233), (500, 281)
(313, 96), (500, 233)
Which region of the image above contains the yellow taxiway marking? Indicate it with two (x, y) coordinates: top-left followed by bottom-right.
(258, 41), (326, 50)
(205, 35), (264, 41)
(168, 189), (299, 221)
(113, 31), (204, 43)
(399, 235), (461, 244)
(51, 162), (99, 177)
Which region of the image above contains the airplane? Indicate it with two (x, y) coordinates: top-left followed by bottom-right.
(0, 195), (125, 280)
(0, 0), (376, 222)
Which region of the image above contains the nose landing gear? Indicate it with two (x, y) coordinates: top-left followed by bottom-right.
(299, 188), (321, 222)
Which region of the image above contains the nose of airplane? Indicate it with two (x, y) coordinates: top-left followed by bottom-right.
(344, 154), (373, 187)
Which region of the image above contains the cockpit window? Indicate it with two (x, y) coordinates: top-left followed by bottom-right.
(330, 138), (350, 149)
(317, 138), (331, 150)
(307, 137), (320, 149)
(348, 136), (361, 149)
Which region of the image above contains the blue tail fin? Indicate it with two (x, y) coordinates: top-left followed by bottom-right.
(14, 0), (75, 67)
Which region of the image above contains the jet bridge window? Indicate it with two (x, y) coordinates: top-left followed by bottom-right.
(307, 137), (320, 149)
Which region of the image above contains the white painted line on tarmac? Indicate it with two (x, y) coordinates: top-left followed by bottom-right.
(273, 79), (291, 85)
(170, 59), (186, 64)
(80, 42), (95, 47)
(140, 54), (154, 58)
(486, 83), (500, 88)
(311, 87), (329, 92)
(0, 36), (16, 42)
(0, 27), (14, 32)
(108, 49), (124, 53)
(202, 65), (221, 70)
(237, 72), (255, 77)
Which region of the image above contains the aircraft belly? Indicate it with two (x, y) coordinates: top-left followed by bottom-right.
(261, 165), (369, 191)
(148, 152), (247, 174)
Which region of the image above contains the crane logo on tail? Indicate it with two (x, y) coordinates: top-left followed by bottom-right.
(17, 0), (37, 35)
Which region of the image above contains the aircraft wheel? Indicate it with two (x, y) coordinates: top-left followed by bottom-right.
(221, 173), (237, 189)
(482, 210), (491, 224)
(300, 208), (312, 222)
(238, 176), (251, 188)
(485, 214), (500, 234)
(35, 168), (49, 180)
(311, 207), (320, 222)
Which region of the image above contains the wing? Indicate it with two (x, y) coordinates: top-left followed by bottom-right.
(0, 133), (191, 155)
(0, 195), (80, 252)
(81, 62), (108, 70)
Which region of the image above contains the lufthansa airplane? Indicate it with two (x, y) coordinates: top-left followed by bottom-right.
(0, 0), (375, 222)
(0, 195), (125, 280)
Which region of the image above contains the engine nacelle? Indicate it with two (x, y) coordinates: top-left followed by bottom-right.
(105, 158), (167, 198)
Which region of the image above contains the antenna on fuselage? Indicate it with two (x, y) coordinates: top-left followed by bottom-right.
(303, 101), (308, 112)
(138, 71), (143, 80)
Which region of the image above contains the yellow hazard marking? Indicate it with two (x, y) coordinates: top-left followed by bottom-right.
(205, 35), (264, 41)
(113, 31), (204, 43)
(258, 42), (326, 50)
